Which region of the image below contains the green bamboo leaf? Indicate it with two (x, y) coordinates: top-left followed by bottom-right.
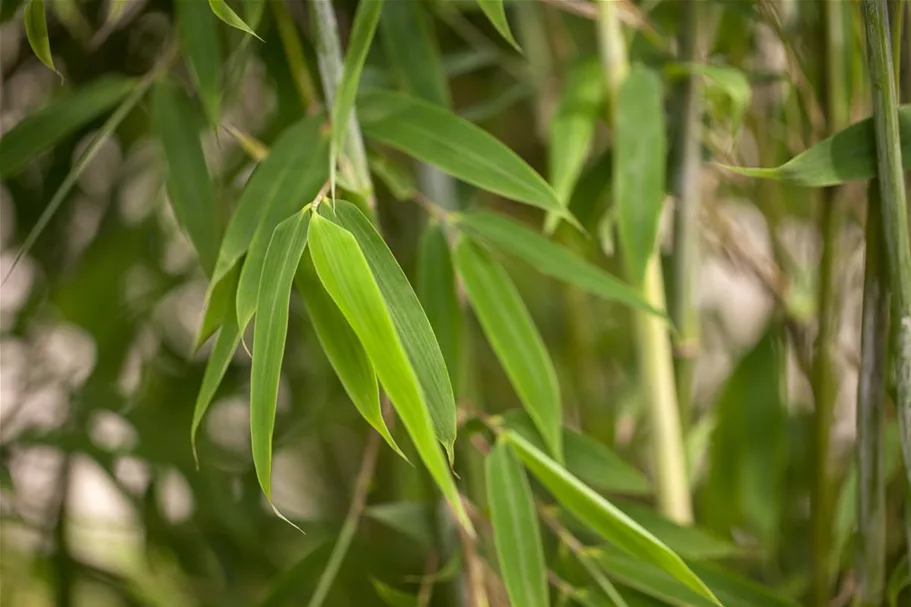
(380, 0), (451, 107)
(224, 116), (329, 330)
(0, 76), (133, 177)
(417, 221), (463, 390)
(151, 79), (219, 275)
(367, 150), (416, 201)
(307, 213), (472, 534)
(296, 259), (406, 460)
(207, 0), (263, 41)
(177, 0), (221, 124)
(24, 0), (56, 73)
(454, 210), (660, 316)
(332, 0), (384, 177)
(505, 432), (718, 604)
(665, 63), (751, 133)
(487, 441), (549, 607)
(724, 105), (911, 186)
(477, 0), (520, 51)
(334, 201), (457, 460)
(194, 268), (238, 350)
(614, 65), (666, 286)
(454, 238), (562, 461)
(250, 211), (311, 499)
(372, 580), (417, 607)
(358, 90), (576, 224)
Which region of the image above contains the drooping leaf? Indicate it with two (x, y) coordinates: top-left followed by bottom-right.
(505, 432), (718, 604)
(477, 0), (521, 51)
(334, 201), (458, 460)
(454, 238), (562, 461)
(372, 580), (418, 607)
(502, 410), (650, 496)
(177, 0), (222, 124)
(151, 79), (219, 275)
(207, 0), (263, 40)
(250, 211), (311, 499)
(307, 212), (472, 534)
(454, 210), (659, 316)
(0, 76), (134, 177)
(417, 221), (463, 390)
(724, 105), (911, 186)
(380, 0), (451, 107)
(24, 0), (56, 73)
(614, 65), (666, 286)
(296, 258), (405, 459)
(487, 441), (549, 607)
(358, 90), (574, 223)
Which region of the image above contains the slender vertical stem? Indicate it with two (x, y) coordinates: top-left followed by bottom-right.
(670, 0), (704, 431)
(810, 2), (849, 605)
(856, 186), (889, 607)
(272, 0), (320, 112)
(595, 0), (628, 124)
(862, 0), (911, 493)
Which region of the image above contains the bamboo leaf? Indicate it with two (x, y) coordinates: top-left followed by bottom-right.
(307, 212), (472, 534)
(194, 267), (239, 350)
(296, 258), (406, 460)
(367, 150), (416, 201)
(334, 201), (458, 460)
(612, 502), (741, 561)
(614, 65), (666, 286)
(358, 90), (575, 223)
(207, 0), (263, 40)
(724, 105), (911, 186)
(417, 221), (463, 390)
(250, 211), (311, 499)
(380, 0), (451, 107)
(177, 0), (222, 124)
(505, 432), (718, 604)
(666, 63), (751, 133)
(477, 0), (521, 51)
(24, 0), (56, 73)
(454, 238), (562, 461)
(372, 580), (418, 607)
(487, 441), (549, 607)
(454, 210), (660, 316)
(0, 76), (134, 177)
(151, 79), (220, 275)
(244, 0), (265, 29)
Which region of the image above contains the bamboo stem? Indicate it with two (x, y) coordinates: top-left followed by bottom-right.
(271, 0), (320, 112)
(862, 0), (911, 494)
(856, 186), (889, 607)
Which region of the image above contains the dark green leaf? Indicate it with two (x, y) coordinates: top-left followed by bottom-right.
(24, 0), (56, 73)
(177, 0), (222, 124)
(477, 0), (520, 51)
(380, 0), (451, 107)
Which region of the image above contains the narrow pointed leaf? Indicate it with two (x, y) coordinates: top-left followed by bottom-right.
(477, 0), (521, 51)
(724, 105), (911, 186)
(177, 0), (221, 124)
(296, 259), (405, 459)
(194, 268), (239, 350)
(417, 221), (463, 390)
(358, 90), (574, 223)
(250, 211), (311, 498)
(454, 210), (659, 316)
(454, 238), (562, 461)
(487, 441), (549, 607)
(0, 76), (133, 177)
(307, 213), (472, 533)
(334, 201), (457, 459)
(151, 79), (219, 275)
(372, 580), (418, 607)
(380, 0), (451, 107)
(207, 0), (263, 40)
(505, 432), (719, 604)
(24, 0), (56, 73)
(614, 65), (666, 286)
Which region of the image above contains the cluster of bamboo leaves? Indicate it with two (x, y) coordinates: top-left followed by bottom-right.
(5, 0), (911, 605)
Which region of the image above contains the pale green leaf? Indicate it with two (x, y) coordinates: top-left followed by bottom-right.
(334, 201), (457, 460)
(477, 0), (521, 51)
(0, 76), (133, 177)
(194, 268), (238, 351)
(724, 105), (911, 186)
(487, 441), (549, 607)
(505, 432), (718, 604)
(177, 0), (222, 124)
(250, 211), (311, 499)
(151, 79), (219, 275)
(24, 0), (56, 73)
(614, 65), (666, 286)
(296, 258), (405, 459)
(380, 0), (451, 107)
(454, 238), (562, 461)
(454, 210), (659, 316)
(358, 90), (575, 223)
(307, 212), (472, 534)
(207, 0), (263, 40)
